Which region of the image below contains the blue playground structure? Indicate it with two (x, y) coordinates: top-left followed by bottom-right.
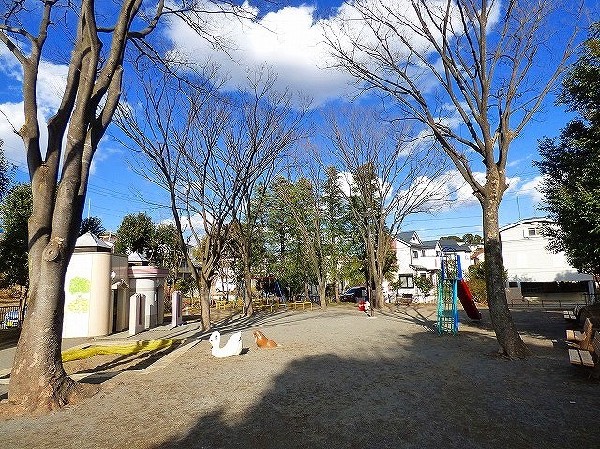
(437, 252), (482, 335)
(437, 253), (460, 335)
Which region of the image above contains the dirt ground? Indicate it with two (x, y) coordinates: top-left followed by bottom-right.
(0, 304), (599, 449)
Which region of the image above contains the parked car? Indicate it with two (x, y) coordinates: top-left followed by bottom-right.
(2, 310), (20, 328)
(340, 286), (366, 303)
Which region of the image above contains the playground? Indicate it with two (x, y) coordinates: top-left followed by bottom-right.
(1, 303), (599, 448)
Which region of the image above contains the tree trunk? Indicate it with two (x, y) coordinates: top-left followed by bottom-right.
(371, 276), (384, 310)
(9, 184), (96, 409)
(243, 262), (254, 317)
(317, 280), (327, 308)
(483, 199), (531, 358)
(199, 275), (212, 331)
(8, 263), (95, 410)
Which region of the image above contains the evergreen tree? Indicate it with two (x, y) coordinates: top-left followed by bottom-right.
(536, 24), (600, 281)
(79, 216), (106, 237)
(0, 139), (14, 202)
(114, 212), (155, 256)
(0, 184), (33, 289)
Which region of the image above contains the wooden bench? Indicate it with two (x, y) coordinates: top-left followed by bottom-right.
(214, 299), (233, 311)
(396, 294), (413, 306)
(264, 300), (286, 313)
(289, 300), (313, 311)
(568, 318), (596, 367)
(566, 317), (593, 346)
(563, 305), (581, 321)
(569, 332), (600, 369)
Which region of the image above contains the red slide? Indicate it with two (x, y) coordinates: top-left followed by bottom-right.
(457, 279), (482, 320)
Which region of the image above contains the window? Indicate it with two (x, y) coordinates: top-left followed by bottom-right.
(508, 281), (518, 288)
(436, 251), (440, 257)
(528, 227), (537, 236)
(412, 250), (418, 259)
(421, 250), (426, 257)
(398, 275), (414, 289)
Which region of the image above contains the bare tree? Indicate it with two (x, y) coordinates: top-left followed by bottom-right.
(0, 0), (251, 412)
(226, 72), (309, 317)
(325, 0), (580, 357)
(114, 67), (225, 330)
(328, 107), (448, 309)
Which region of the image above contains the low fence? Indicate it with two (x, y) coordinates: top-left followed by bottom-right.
(0, 305), (22, 330)
(508, 292), (597, 310)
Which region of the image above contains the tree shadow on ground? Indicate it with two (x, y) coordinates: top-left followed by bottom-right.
(0, 328), (20, 350)
(146, 309), (599, 449)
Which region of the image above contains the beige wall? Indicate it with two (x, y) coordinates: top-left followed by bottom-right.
(64, 251), (112, 338)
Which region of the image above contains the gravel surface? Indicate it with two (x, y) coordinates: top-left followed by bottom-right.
(0, 304), (599, 449)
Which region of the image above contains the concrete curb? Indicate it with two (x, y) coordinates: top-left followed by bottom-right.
(0, 337), (203, 385)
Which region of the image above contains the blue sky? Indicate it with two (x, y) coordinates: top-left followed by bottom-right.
(0, 0), (590, 240)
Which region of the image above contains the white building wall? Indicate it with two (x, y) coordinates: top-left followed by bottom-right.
(500, 221), (592, 283)
(395, 242), (413, 275)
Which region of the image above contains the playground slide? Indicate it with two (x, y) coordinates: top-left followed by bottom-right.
(457, 279), (482, 320)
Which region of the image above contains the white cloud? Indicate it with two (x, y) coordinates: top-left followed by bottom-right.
(161, 211), (211, 234)
(516, 176), (544, 203)
(0, 55), (69, 166)
(36, 61), (68, 112)
(164, 0), (482, 105)
(165, 3), (354, 105)
(336, 170), (394, 200)
(0, 102), (52, 166)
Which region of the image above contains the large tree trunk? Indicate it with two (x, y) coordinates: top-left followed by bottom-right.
(9, 174), (95, 409)
(199, 274), (212, 331)
(483, 198), (531, 358)
(317, 279), (327, 308)
(8, 261), (94, 410)
(241, 251), (255, 316)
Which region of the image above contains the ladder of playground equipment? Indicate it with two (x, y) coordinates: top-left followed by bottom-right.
(437, 253), (461, 335)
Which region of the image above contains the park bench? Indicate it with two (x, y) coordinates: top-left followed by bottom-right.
(569, 332), (600, 371)
(563, 305), (581, 321)
(289, 299), (313, 311)
(264, 299), (286, 313)
(396, 294), (413, 306)
(568, 318), (596, 367)
(566, 317), (593, 346)
(214, 299), (233, 311)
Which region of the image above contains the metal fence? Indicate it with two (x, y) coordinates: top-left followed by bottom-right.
(507, 292), (597, 311)
(0, 305), (22, 330)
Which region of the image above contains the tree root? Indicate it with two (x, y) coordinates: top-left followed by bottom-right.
(2, 376), (99, 418)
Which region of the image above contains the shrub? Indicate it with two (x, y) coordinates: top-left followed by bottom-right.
(415, 276), (434, 297)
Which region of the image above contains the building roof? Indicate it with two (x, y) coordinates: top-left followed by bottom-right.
(397, 231), (417, 244)
(416, 240), (438, 250)
(499, 217), (553, 233)
(74, 232), (112, 252)
(438, 239), (471, 253)
(128, 251), (150, 266)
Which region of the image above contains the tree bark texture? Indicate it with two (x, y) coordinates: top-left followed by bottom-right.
(482, 194), (531, 359)
(5, 0), (149, 410)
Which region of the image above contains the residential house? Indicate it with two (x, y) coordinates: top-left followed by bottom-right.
(391, 232), (472, 301)
(500, 218), (594, 302)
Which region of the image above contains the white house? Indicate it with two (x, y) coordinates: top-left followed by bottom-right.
(500, 218), (594, 301)
(391, 232), (473, 300)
